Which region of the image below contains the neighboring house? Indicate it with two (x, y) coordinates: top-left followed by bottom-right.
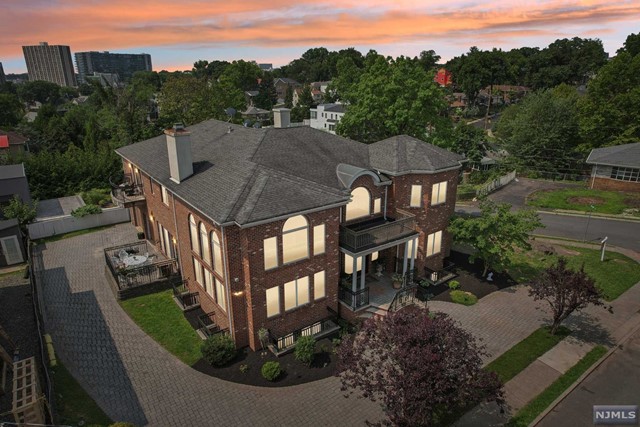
(0, 219), (26, 267)
(244, 90), (259, 107)
(114, 119), (464, 352)
(586, 142), (640, 192)
(309, 103), (346, 134)
(0, 130), (28, 159)
(241, 106), (271, 124)
(273, 78), (300, 103)
(434, 68), (452, 87)
(0, 164), (32, 211)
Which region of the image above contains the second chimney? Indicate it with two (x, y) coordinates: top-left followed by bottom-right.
(272, 108), (291, 128)
(165, 124), (193, 184)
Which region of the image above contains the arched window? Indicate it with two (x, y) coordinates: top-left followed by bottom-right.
(199, 223), (209, 263)
(188, 214), (199, 254)
(282, 215), (309, 263)
(345, 187), (371, 221)
(211, 232), (223, 275)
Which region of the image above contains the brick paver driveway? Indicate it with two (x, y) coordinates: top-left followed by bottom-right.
(35, 224), (382, 426)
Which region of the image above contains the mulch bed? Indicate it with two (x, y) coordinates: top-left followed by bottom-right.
(191, 336), (339, 387)
(429, 251), (517, 303)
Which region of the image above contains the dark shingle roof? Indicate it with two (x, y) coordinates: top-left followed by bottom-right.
(369, 135), (465, 174)
(586, 143), (640, 168)
(116, 120), (463, 226)
(323, 104), (346, 113)
(0, 164), (26, 180)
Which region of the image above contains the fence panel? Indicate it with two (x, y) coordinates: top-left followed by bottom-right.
(28, 207), (130, 239)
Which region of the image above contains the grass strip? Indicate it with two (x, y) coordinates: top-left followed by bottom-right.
(508, 345), (608, 426)
(51, 361), (113, 426)
(119, 289), (202, 365)
(485, 326), (570, 383)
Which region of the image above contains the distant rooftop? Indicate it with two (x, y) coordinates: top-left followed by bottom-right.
(586, 142), (640, 168)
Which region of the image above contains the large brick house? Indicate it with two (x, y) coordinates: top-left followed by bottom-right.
(586, 142), (640, 192)
(115, 118), (464, 352)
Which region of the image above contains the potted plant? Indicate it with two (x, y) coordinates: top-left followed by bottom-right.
(391, 273), (404, 289)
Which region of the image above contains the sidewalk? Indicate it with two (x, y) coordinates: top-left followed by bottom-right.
(455, 277), (640, 426)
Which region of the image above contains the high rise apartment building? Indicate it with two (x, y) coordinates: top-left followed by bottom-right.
(22, 42), (76, 87)
(75, 51), (152, 84)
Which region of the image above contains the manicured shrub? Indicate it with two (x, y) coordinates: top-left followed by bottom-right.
(82, 188), (111, 207)
(261, 361), (282, 381)
(201, 334), (236, 367)
(450, 290), (478, 306)
(448, 280), (460, 290)
(239, 364), (249, 374)
(71, 204), (102, 218)
(294, 335), (316, 366)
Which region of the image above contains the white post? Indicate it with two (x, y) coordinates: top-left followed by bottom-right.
(360, 255), (366, 290)
(352, 255), (357, 293)
(402, 242), (409, 282)
(600, 236), (608, 262)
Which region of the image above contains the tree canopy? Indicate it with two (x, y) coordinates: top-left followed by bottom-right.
(337, 306), (503, 426)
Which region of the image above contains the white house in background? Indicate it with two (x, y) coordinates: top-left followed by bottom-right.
(310, 103), (346, 134)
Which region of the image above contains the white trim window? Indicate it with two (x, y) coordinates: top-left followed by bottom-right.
(284, 276), (310, 311)
(211, 232), (223, 276)
(215, 277), (227, 312)
(189, 214), (199, 254)
(610, 166), (640, 182)
(161, 185), (169, 205)
(426, 231), (443, 257)
(313, 224), (325, 255)
(199, 223), (209, 262)
(410, 185), (422, 207)
(282, 215), (309, 264)
(373, 198), (381, 214)
(263, 236), (278, 270)
(204, 268), (214, 298)
(266, 286), (280, 317)
(193, 257), (203, 285)
(314, 271), (325, 300)
(431, 181), (448, 205)
(346, 187), (371, 221)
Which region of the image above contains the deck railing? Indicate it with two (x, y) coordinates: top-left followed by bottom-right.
(172, 280), (200, 310)
(268, 317), (338, 354)
(423, 261), (457, 286)
(197, 312), (228, 338)
(104, 241), (179, 290)
(340, 209), (417, 252)
(338, 285), (370, 310)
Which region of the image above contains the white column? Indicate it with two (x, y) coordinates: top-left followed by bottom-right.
(360, 255), (366, 290)
(409, 238), (417, 272)
(402, 242), (409, 279)
(352, 255), (357, 293)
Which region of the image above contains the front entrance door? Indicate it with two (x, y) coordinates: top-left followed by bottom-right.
(1, 236), (24, 265)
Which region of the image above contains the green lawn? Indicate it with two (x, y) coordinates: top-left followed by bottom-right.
(119, 289), (202, 365)
(507, 245), (640, 301)
(450, 290), (478, 306)
(527, 188), (640, 215)
(508, 345), (608, 426)
(51, 361), (113, 426)
(485, 326), (570, 383)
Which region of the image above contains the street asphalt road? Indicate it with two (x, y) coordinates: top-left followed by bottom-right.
(536, 326), (640, 427)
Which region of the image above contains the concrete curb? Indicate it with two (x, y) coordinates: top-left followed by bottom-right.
(530, 319), (640, 426)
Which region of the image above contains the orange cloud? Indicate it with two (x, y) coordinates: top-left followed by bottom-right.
(2, 0), (638, 60)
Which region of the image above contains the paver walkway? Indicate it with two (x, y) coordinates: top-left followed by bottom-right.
(35, 224), (383, 426)
(35, 224), (640, 426)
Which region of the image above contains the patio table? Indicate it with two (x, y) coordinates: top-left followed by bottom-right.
(122, 254), (148, 267)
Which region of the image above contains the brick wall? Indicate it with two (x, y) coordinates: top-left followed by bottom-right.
(591, 176), (639, 193)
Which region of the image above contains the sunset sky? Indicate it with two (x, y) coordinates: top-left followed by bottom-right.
(2, 0), (639, 74)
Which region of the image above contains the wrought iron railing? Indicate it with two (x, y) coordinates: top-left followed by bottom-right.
(268, 317), (338, 353)
(172, 280), (200, 310)
(388, 284), (430, 312)
(110, 173), (145, 206)
(338, 285), (369, 310)
(423, 261), (457, 286)
(339, 209), (417, 251)
(197, 312), (228, 338)
(104, 241), (179, 290)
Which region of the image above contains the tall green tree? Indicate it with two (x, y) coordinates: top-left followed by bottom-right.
(219, 60), (261, 92)
(496, 85), (582, 172)
(1, 195), (37, 235)
(449, 199), (542, 276)
(17, 80), (62, 104)
(336, 55), (450, 144)
(158, 75), (213, 125)
(0, 93), (23, 128)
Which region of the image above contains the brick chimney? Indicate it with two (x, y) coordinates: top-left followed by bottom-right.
(273, 108), (291, 128)
(165, 124), (193, 183)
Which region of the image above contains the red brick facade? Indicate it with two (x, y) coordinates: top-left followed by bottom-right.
(121, 158), (459, 351)
(590, 176), (639, 192)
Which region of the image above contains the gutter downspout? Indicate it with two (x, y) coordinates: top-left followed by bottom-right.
(383, 186), (388, 220)
(220, 226), (234, 343)
(171, 193), (181, 271)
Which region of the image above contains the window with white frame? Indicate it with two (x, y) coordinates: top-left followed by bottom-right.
(204, 268), (214, 297)
(199, 223), (209, 262)
(426, 231), (442, 257)
(161, 185), (169, 205)
(373, 198), (381, 214)
(193, 257), (203, 285)
(610, 167), (640, 182)
(189, 214), (199, 254)
(313, 224), (325, 255)
(263, 236), (278, 270)
(410, 185), (422, 207)
(282, 215), (309, 263)
(431, 181), (448, 205)
(266, 286), (280, 317)
(344, 253), (363, 274)
(314, 271), (325, 300)
(284, 276), (310, 310)
(215, 277), (227, 312)
(346, 187), (371, 221)
(211, 232), (223, 275)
